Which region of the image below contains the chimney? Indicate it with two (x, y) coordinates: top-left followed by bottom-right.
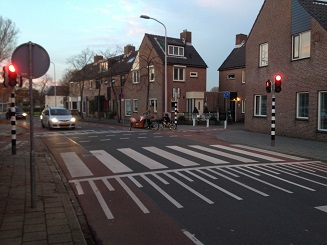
(124, 44), (135, 56)
(180, 29), (192, 44)
(235, 34), (247, 47)
(94, 55), (103, 63)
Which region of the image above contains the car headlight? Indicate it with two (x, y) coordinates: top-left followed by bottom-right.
(40, 115), (43, 120)
(70, 117), (76, 122)
(22, 113), (27, 117)
(51, 118), (58, 123)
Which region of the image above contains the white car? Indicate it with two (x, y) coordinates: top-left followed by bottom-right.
(40, 107), (76, 129)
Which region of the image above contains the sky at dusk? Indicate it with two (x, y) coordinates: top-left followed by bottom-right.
(2, 0), (263, 90)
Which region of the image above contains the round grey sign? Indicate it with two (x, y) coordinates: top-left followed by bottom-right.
(12, 41), (50, 79)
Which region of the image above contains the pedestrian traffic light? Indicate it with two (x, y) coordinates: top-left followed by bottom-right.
(265, 80), (271, 93)
(274, 74), (282, 93)
(8, 64), (17, 87)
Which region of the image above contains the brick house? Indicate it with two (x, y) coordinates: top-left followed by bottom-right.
(131, 30), (207, 120)
(218, 34), (247, 122)
(245, 0), (327, 141)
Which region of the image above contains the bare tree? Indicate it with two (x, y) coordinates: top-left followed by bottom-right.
(210, 86), (219, 92)
(66, 48), (95, 119)
(0, 16), (19, 63)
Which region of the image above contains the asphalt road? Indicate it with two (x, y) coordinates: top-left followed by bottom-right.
(36, 120), (327, 245)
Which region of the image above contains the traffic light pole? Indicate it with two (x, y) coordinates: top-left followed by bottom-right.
(10, 89), (16, 154)
(271, 93), (276, 147)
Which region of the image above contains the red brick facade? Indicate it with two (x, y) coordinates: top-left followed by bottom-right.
(245, 0), (327, 141)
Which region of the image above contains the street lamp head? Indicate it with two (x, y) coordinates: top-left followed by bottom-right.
(140, 15), (150, 19)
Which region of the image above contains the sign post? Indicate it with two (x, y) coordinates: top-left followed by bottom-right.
(12, 41), (50, 208)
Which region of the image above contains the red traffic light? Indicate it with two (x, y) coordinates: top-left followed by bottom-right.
(8, 64), (16, 73)
(265, 80), (271, 93)
(274, 74), (282, 93)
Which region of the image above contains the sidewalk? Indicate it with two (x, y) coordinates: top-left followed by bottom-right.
(0, 122), (91, 244)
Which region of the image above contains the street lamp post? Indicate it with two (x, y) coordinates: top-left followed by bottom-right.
(140, 15), (167, 113)
(50, 62), (56, 107)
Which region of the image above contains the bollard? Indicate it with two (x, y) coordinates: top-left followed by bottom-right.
(206, 119), (209, 127)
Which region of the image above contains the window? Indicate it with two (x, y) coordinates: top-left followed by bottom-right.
(88, 80), (93, 89)
(292, 30), (311, 60)
(242, 69), (246, 84)
(125, 99), (131, 116)
(318, 91), (327, 131)
(296, 92), (309, 119)
(149, 66), (155, 82)
(173, 66), (185, 82)
(227, 74), (235, 80)
(133, 99), (138, 112)
(254, 95), (267, 116)
(190, 72), (198, 78)
(241, 100), (245, 114)
(259, 43), (268, 67)
(149, 99), (158, 113)
(168, 45), (184, 56)
(100, 61), (108, 72)
(132, 70), (140, 84)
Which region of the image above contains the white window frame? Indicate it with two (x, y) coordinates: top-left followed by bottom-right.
(149, 66), (155, 82)
(227, 74), (235, 80)
(190, 72), (198, 78)
(259, 43), (268, 67)
(132, 70), (140, 84)
(318, 91), (327, 131)
(168, 45), (184, 56)
(241, 69), (246, 84)
(149, 98), (158, 113)
(296, 92), (309, 119)
(241, 100), (245, 114)
(254, 95), (267, 117)
(125, 99), (131, 116)
(133, 99), (138, 112)
(173, 66), (185, 82)
(292, 30), (311, 60)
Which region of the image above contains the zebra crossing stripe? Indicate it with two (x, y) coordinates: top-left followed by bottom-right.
(190, 145), (257, 163)
(91, 150), (132, 174)
(118, 148), (168, 170)
(167, 146), (229, 164)
(232, 144), (307, 161)
(211, 145), (284, 162)
(60, 152), (93, 178)
(143, 146), (199, 167)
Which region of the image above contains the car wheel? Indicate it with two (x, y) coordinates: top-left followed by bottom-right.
(41, 120), (45, 128)
(48, 122), (53, 130)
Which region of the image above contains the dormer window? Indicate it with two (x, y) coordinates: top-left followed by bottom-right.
(168, 45), (184, 57)
(100, 61), (108, 72)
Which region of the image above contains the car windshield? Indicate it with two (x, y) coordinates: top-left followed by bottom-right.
(15, 107), (23, 113)
(50, 109), (70, 115)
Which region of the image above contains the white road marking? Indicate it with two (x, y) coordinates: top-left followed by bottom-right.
(167, 146), (229, 164)
(212, 145), (284, 162)
(144, 146), (199, 167)
(182, 229), (205, 245)
(190, 145), (257, 163)
(91, 150), (132, 174)
(119, 148), (168, 170)
(315, 205), (327, 213)
(89, 180), (114, 220)
(60, 152), (93, 178)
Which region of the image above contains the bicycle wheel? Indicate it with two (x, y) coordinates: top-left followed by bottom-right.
(129, 122), (133, 131)
(158, 122), (164, 131)
(150, 121), (159, 131)
(169, 123), (177, 130)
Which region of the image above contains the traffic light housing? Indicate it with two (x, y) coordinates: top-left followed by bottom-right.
(274, 74), (282, 93)
(266, 80), (271, 93)
(2, 66), (9, 87)
(8, 64), (17, 87)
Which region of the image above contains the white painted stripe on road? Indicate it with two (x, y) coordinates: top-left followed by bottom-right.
(141, 174), (183, 208)
(175, 171), (194, 182)
(89, 180), (114, 220)
(228, 168), (293, 193)
(167, 146), (229, 164)
(182, 229), (205, 245)
(211, 145), (284, 162)
(143, 146), (199, 167)
(128, 176), (143, 188)
(102, 179), (115, 191)
(164, 173), (214, 204)
(91, 150), (132, 174)
(60, 152), (93, 178)
(100, 139), (111, 141)
(185, 170), (243, 201)
(247, 166), (316, 191)
(315, 205), (327, 213)
(152, 173), (170, 185)
(232, 144), (307, 161)
(116, 177), (150, 214)
(118, 148), (168, 170)
(190, 145), (257, 163)
(79, 140), (90, 143)
(74, 181), (84, 195)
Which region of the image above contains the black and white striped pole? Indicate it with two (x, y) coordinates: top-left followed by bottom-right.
(10, 89), (17, 154)
(271, 94), (276, 147)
